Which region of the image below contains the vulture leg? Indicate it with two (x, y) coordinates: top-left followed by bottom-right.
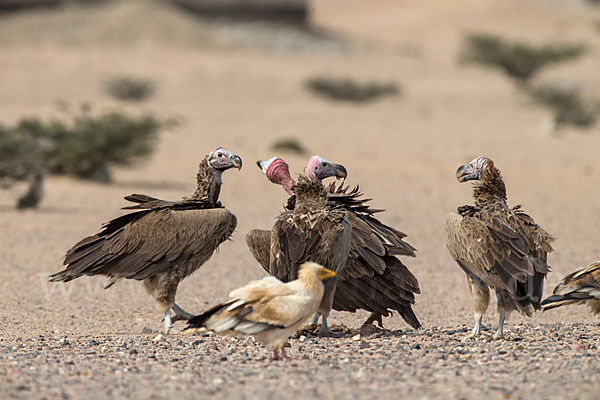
(363, 312), (384, 328)
(310, 313), (319, 325)
(280, 347), (290, 360)
(161, 308), (180, 334)
(170, 303), (195, 322)
(463, 277), (490, 341)
(493, 309), (510, 339)
(318, 315), (332, 336)
(272, 349), (280, 361)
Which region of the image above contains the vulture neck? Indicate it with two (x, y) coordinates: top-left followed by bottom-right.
(191, 158), (222, 205)
(472, 166), (507, 208)
(292, 177), (328, 207)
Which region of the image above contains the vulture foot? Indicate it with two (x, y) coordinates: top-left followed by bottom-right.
(272, 347), (294, 361)
(170, 303), (195, 322)
(461, 332), (488, 342)
(363, 312), (384, 328)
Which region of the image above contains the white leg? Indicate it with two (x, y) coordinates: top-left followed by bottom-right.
(464, 278), (489, 341)
(164, 308), (172, 331)
(494, 311), (506, 339)
(161, 308), (179, 334)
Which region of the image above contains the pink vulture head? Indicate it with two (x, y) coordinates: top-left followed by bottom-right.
(256, 157), (295, 196)
(305, 156), (347, 184)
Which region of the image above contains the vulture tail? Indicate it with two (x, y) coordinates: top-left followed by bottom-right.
(398, 306), (421, 329)
(541, 293), (589, 310)
(185, 303), (229, 330)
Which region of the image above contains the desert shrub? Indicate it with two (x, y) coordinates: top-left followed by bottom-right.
(271, 138), (307, 155)
(461, 33), (585, 83)
(0, 108), (170, 183)
(305, 77), (399, 102)
(530, 84), (597, 128)
(104, 76), (156, 102)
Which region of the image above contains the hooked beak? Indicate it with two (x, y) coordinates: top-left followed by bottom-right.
(456, 164), (477, 183)
(256, 160), (266, 170)
(318, 268), (336, 281)
(334, 164), (347, 180)
(231, 155), (242, 170)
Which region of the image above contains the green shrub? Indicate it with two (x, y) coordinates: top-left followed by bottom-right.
(0, 109), (170, 183)
(305, 77), (399, 102)
(530, 84), (597, 128)
(104, 76), (156, 102)
(461, 33), (585, 83)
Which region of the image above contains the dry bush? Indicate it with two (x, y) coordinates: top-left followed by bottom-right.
(104, 76), (156, 102)
(0, 108), (172, 183)
(271, 138), (307, 155)
(530, 84), (597, 128)
(305, 77), (399, 102)
(461, 33), (585, 84)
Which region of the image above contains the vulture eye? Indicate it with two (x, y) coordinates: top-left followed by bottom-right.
(321, 162), (327, 167)
(217, 152), (223, 158)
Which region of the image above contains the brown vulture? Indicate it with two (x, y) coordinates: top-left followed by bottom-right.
(247, 156), (421, 330)
(254, 161), (352, 335)
(444, 156), (553, 339)
(185, 262), (336, 360)
(49, 147), (242, 333)
(541, 261), (600, 315)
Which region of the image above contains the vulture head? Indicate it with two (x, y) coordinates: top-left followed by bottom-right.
(257, 157), (295, 196)
(209, 147), (243, 171)
(455, 156), (494, 183)
(305, 156), (347, 184)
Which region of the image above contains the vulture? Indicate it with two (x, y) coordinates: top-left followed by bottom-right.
(541, 261), (600, 315)
(185, 262), (336, 360)
(49, 147), (242, 333)
(247, 156), (421, 330)
(249, 159), (352, 335)
(444, 156), (553, 340)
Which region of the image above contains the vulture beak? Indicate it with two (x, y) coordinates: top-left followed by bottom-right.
(334, 164), (347, 180)
(231, 155), (242, 170)
(317, 268), (336, 281)
(456, 164), (477, 183)
(256, 160), (264, 170)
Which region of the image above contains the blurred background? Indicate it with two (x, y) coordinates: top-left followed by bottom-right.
(1, 0), (600, 334)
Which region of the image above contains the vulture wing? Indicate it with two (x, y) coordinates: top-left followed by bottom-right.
(50, 198), (236, 283)
(325, 181), (421, 328)
(245, 229), (272, 272)
(269, 207), (351, 282)
(541, 261), (600, 314)
(445, 210), (550, 315)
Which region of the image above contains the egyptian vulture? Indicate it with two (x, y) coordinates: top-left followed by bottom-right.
(247, 156), (421, 329)
(444, 156), (553, 339)
(185, 262), (336, 360)
(541, 261), (600, 315)
(50, 147), (242, 333)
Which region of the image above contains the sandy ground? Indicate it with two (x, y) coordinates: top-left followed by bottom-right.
(1, 0), (600, 399)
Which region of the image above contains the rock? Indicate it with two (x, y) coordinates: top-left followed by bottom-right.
(359, 341), (370, 349)
(141, 327), (153, 334)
